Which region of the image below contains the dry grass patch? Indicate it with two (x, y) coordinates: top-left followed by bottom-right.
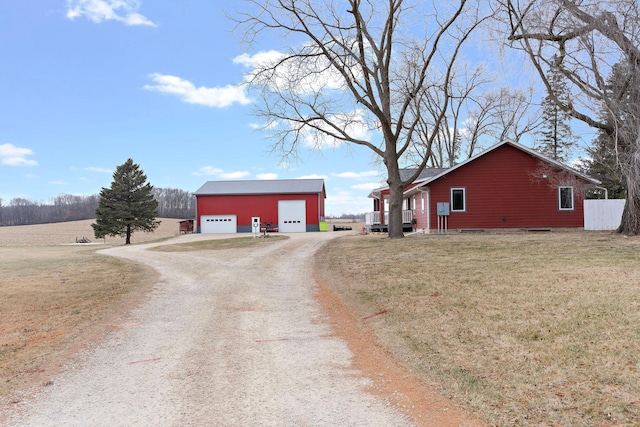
(150, 235), (288, 252)
(316, 231), (640, 426)
(0, 245), (158, 407)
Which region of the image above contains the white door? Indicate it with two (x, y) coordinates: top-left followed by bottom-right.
(200, 215), (237, 234)
(278, 200), (306, 233)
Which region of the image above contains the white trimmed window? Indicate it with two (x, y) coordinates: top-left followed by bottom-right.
(451, 187), (466, 212)
(559, 186), (574, 210)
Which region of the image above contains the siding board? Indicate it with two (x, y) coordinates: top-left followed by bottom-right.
(427, 144), (586, 229)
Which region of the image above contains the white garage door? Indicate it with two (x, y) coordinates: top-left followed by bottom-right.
(278, 200), (306, 233)
(200, 215), (237, 234)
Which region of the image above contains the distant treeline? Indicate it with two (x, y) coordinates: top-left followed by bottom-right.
(0, 188), (196, 226)
(326, 213), (366, 221)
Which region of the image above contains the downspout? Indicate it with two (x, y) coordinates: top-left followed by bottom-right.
(195, 195), (199, 233)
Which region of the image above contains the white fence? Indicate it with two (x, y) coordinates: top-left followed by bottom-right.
(584, 199), (626, 231)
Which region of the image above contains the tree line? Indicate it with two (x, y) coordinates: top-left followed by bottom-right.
(0, 187), (195, 226)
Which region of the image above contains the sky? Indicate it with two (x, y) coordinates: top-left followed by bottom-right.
(0, 1), (385, 216)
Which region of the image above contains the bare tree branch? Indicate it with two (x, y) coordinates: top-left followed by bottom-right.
(233, 0), (491, 237)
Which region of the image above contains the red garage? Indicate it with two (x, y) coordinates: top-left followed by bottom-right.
(195, 179), (326, 233)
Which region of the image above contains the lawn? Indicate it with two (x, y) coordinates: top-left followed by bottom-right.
(315, 231), (640, 426)
(0, 245), (158, 407)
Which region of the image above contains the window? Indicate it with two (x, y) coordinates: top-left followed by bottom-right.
(451, 188), (466, 212)
(559, 186), (574, 210)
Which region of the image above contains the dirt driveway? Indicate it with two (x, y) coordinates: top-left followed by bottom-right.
(6, 232), (416, 426)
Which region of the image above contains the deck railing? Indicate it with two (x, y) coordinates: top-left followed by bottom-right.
(365, 210), (413, 225)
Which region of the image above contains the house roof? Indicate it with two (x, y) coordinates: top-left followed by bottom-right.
(368, 140), (600, 198)
(369, 167), (449, 199)
(195, 179), (326, 197)
(400, 167), (450, 182)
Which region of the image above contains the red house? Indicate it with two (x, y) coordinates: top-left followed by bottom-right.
(367, 140), (600, 232)
(195, 179), (326, 233)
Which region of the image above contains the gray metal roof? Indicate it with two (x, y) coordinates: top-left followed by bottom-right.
(368, 168), (449, 197)
(195, 179), (326, 196)
(400, 167), (450, 182)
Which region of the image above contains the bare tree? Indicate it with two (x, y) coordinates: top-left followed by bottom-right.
(490, 87), (541, 142)
(411, 62), (494, 168)
(502, 0), (640, 235)
(407, 79), (540, 168)
(235, 0), (491, 238)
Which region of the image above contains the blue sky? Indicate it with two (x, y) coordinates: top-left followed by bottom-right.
(0, 1), (384, 216)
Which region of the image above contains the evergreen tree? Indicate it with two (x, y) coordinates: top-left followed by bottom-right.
(536, 65), (576, 162)
(585, 130), (626, 199)
(92, 159), (160, 244)
(584, 63), (637, 200)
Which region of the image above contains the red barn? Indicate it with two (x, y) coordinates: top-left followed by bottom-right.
(368, 140), (600, 232)
(195, 179), (326, 233)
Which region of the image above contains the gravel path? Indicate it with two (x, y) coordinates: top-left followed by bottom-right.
(7, 232), (413, 426)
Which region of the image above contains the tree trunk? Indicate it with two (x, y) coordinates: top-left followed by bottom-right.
(617, 174), (640, 235)
(125, 224), (131, 245)
(616, 133), (640, 236)
(386, 162), (405, 239)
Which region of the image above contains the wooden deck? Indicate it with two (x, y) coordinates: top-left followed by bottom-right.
(369, 223), (414, 233)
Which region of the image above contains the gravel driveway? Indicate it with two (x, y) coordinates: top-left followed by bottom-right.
(7, 232), (412, 426)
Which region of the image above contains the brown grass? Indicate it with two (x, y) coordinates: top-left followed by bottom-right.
(149, 235), (288, 252)
(315, 231), (640, 426)
(0, 246), (158, 406)
(0, 219), (179, 411)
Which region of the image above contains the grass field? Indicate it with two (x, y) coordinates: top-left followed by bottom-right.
(2, 220), (639, 425)
(315, 231), (640, 426)
(0, 219), (179, 409)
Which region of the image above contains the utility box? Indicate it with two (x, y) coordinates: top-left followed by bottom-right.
(251, 216), (261, 235)
(437, 202), (450, 216)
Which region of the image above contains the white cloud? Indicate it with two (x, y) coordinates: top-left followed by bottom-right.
(297, 109), (371, 149)
(66, 0), (157, 26)
(233, 51), (285, 68)
(235, 49), (348, 95)
(193, 167), (249, 180)
(236, 49), (377, 151)
(0, 143), (38, 166)
(297, 174), (328, 180)
(193, 166), (224, 176)
(220, 171), (250, 179)
(256, 173), (278, 180)
(144, 74), (251, 108)
(569, 156), (590, 170)
(351, 182), (382, 191)
(84, 166), (112, 173)
(333, 170), (379, 180)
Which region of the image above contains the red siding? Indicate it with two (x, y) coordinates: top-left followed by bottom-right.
(196, 193), (322, 228)
(428, 144), (587, 229)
